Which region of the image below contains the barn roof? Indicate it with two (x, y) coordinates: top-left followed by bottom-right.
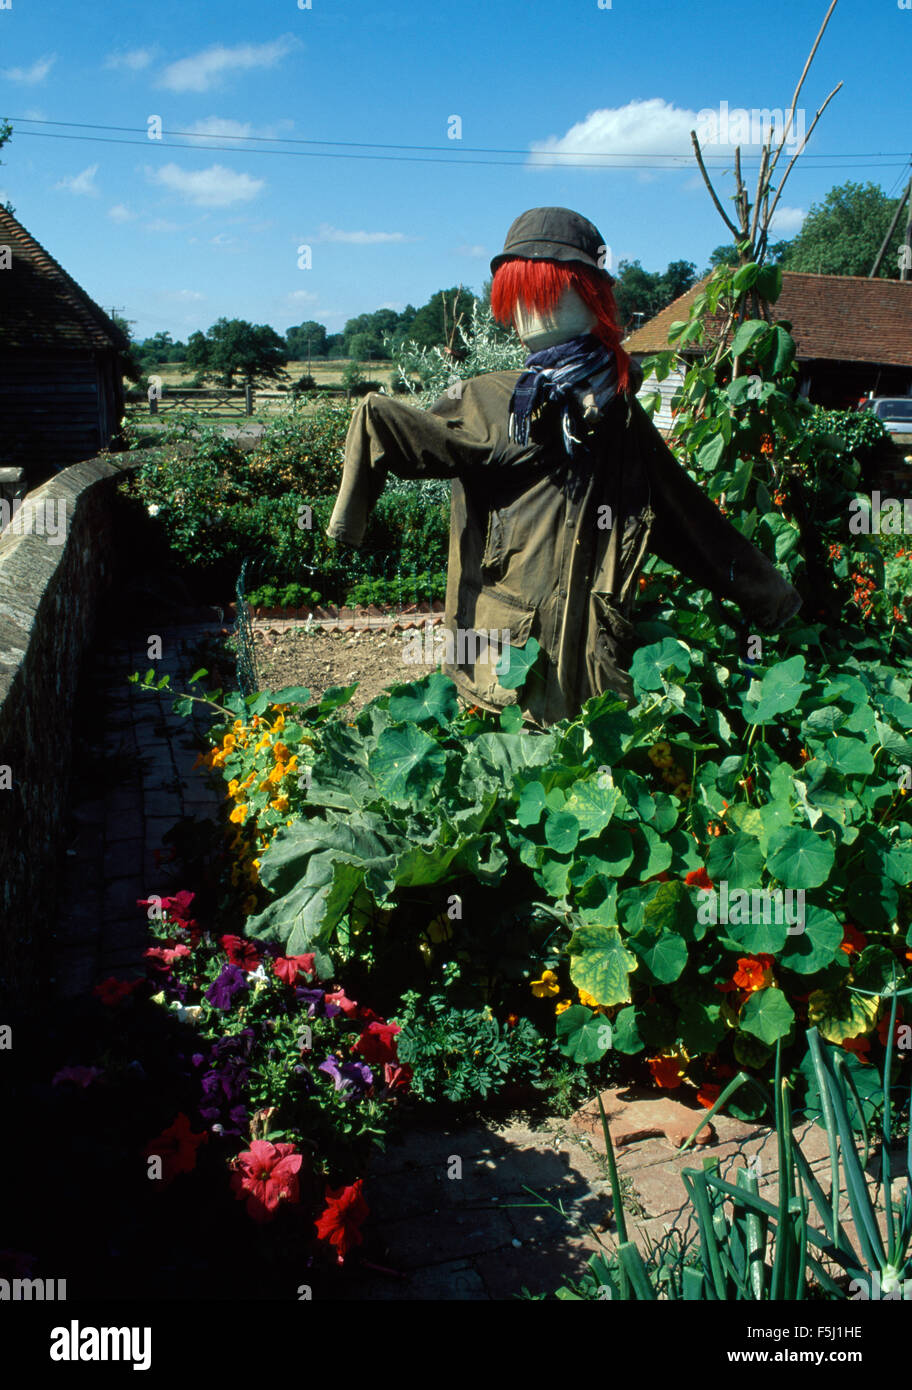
(622, 271), (912, 369)
(0, 205), (131, 353)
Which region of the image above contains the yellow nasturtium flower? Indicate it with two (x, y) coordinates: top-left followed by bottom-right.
(555, 999), (573, 1015)
(531, 969), (560, 998)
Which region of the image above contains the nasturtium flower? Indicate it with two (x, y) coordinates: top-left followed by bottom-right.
(685, 867), (714, 891)
(840, 922), (868, 956)
(647, 1051), (688, 1089)
(732, 955), (775, 993)
(577, 987), (601, 1010)
(229, 803), (248, 824)
(531, 969), (560, 998)
(555, 999), (573, 1015)
(696, 1081), (722, 1110)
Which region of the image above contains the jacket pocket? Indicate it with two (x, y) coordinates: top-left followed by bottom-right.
(588, 592), (636, 702)
(452, 586), (538, 705)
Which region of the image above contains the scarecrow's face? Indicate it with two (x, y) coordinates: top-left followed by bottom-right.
(513, 283), (596, 351)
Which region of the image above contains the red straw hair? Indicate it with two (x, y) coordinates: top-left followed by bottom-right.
(491, 258), (630, 392)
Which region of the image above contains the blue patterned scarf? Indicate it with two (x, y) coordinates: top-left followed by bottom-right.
(509, 333), (619, 460)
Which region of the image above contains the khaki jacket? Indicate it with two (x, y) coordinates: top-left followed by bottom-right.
(326, 372), (801, 726)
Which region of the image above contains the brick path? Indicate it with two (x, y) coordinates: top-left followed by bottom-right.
(46, 618), (886, 1300)
(52, 619), (226, 999)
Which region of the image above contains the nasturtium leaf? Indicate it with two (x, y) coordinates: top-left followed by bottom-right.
(722, 899), (789, 954)
(641, 880), (694, 937)
(556, 1006), (613, 1064)
(495, 635), (541, 691)
(579, 827), (636, 878)
(766, 825), (834, 889)
(630, 638), (692, 693)
(562, 778), (621, 838)
(803, 705), (845, 734)
(847, 873), (898, 929)
(884, 840), (912, 884)
(807, 986), (878, 1043)
(537, 851), (572, 904)
(268, 684), (313, 706)
(678, 998), (725, 1053)
(499, 704), (524, 732)
(630, 926), (688, 984)
(387, 671), (459, 726)
(742, 655), (809, 724)
(610, 1005), (644, 1054)
(781, 904), (844, 974)
(734, 1033), (773, 1069)
(368, 725), (446, 805)
(706, 831), (764, 890)
(544, 810), (580, 855)
(631, 823), (673, 881)
(739, 987), (795, 1045)
(827, 736), (875, 775)
(516, 780), (547, 828)
(567, 923), (637, 1007)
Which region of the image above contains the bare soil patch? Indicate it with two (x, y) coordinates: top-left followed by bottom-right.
(254, 625), (441, 711)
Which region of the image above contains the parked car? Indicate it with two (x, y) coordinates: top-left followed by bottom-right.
(860, 397), (912, 435)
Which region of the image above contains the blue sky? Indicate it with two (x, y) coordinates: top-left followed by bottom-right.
(1, 0), (909, 343)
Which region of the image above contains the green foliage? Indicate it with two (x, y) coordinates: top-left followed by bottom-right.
(186, 317), (288, 387)
(613, 258), (698, 332)
(391, 300), (526, 403)
(394, 964), (547, 1102)
(779, 180), (908, 278)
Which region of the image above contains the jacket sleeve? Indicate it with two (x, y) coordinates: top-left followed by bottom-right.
(634, 403), (802, 632)
(326, 389), (496, 547)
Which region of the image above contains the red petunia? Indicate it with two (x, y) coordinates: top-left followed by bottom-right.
(93, 976), (142, 1006)
(230, 1140), (303, 1222)
(273, 954), (316, 986)
(314, 1179), (370, 1263)
(144, 1112), (208, 1183)
(351, 1021), (401, 1066)
(383, 1061), (413, 1092)
(685, 867), (714, 891)
(144, 943), (191, 969)
(220, 935), (261, 973)
(324, 988), (359, 1016)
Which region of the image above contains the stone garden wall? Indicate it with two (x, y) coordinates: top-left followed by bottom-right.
(0, 453), (141, 1005)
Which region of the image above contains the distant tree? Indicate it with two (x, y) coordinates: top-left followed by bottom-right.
(0, 119), (12, 214)
(188, 318), (288, 387)
(407, 286), (478, 350)
(778, 181), (906, 278)
(324, 332), (346, 358)
(112, 312), (144, 382)
(286, 320), (328, 360)
(138, 331), (176, 366)
(613, 259), (698, 332)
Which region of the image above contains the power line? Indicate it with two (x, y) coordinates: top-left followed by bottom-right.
(4, 118), (908, 172)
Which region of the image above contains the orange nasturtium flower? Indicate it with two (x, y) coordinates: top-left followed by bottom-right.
(840, 922), (868, 957)
(555, 999), (573, 1015)
(577, 987), (602, 1010)
(647, 1051), (688, 1090)
(732, 954), (775, 993)
(530, 969), (560, 998)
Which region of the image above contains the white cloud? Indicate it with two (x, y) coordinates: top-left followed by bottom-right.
(144, 218), (182, 233)
(157, 36), (297, 93)
(285, 289), (319, 304)
(453, 243), (487, 258)
(108, 203), (135, 222)
(145, 162), (264, 207)
(311, 221), (417, 245)
(770, 205), (806, 234)
(182, 117), (254, 142)
(3, 54), (56, 84)
(529, 99), (699, 169)
(162, 288), (206, 301)
(55, 164), (100, 196)
(105, 47), (158, 71)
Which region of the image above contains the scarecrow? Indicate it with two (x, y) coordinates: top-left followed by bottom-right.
(327, 206), (801, 727)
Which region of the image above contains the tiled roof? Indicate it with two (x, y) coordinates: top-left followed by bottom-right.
(622, 271), (912, 368)
(0, 205), (131, 353)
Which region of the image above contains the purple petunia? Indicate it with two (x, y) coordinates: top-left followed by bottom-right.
(205, 964), (249, 1011)
(318, 1054), (373, 1097)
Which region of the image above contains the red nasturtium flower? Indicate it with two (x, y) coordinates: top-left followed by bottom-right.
(732, 955), (775, 993)
(685, 867), (714, 891)
(93, 976), (142, 1006)
(220, 935), (261, 973)
(144, 1112), (208, 1184)
(840, 923), (868, 957)
(841, 1036), (872, 1065)
(876, 1008), (906, 1048)
(272, 954), (316, 986)
(647, 1052), (687, 1089)
(230, 1140), (303, 1222)
(314, 1179), (370, 1263)
(696, 1081), (722, 1110)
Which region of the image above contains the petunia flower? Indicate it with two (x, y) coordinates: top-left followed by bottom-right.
(144, 1112), (208, 1183)
(314, 1178), (369, 1263)
(52, 1065), (102, 1088)
(219, 935), (261, 973)
(204, 964), (250, 1011)
(273, 954), (316, 987)
(230, 1140), (303, 1222)
(93, 977), (142, 1006)
(351, 1021), (401, 1066)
